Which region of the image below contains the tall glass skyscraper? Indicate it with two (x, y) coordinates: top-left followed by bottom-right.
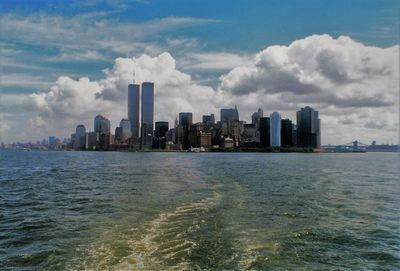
(270, 112), (281, 147)
(179, 112), (193, 127)
(281, 119), (293, 147)
(75, 124), (86, 149)
(141, 82), (154, 145)
(75, 124), (86, 138)
(128, 84), (140, 140)
(220, 106), (239, 123)
(178, 112), (193, 149)
(259, 117), (270, 148)
(296, 106), (321, 148)
(94, 115), (110, 134)
(119, 118), (132, 140)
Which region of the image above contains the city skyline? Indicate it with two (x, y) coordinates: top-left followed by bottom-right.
(63, 83), (322, 151)
(0, 1), (399, 145)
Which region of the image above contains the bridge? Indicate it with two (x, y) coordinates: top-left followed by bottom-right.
(324, 140), (368, 152)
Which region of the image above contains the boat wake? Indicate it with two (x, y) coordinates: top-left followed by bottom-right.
(114, 192), (222, 270)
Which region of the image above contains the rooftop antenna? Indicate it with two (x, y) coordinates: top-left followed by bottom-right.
(133, 72), (136, 84)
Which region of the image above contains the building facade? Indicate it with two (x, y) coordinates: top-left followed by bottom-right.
(178, 112), (193, 149)
(119, 118), (131, 142)
(220, 106), (239, 123)
(94, 115), (110, 135)
(74, 124), (86, 149)
(259, 117), (270, 148)
(281, 119), (293, 147)
(296, 106), (321, 148)
(141, 82), (154, 146)
(128, 84), (140, 140)
(251, 108), (263, 130)
(270, 112), (281, 147)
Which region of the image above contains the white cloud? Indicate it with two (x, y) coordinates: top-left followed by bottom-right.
(6, 35), (400, 144)
(0, 13), (218, 54)
(218, 34), (399, 144)
(47, 49), (108, 62)
(181, 52), (254, 70)
(26, 53), (218, 140)
(1, 74), (53, 88)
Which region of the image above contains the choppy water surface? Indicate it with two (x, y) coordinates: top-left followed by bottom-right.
(0, 151), (399, 270)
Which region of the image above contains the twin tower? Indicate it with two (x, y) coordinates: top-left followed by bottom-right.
(128, 82), (154, 145)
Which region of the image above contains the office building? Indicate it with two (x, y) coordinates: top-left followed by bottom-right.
(141, 82), (154, 146)
(94, 115), (110, 134)
(241, 124), (258, 147)
(281, 119), (293, 147)
(153, 121), (169, 149)
(119, 118), (131, 142)
(251, 108), (263, 129)
(74, 124), (86, 149)
(270, 112), (281, 147)
(202, 114), (215, 125)
(291, 124), (297, 146)
(259, 117), (270, 148)
(128, 83), (140, 140)
(155, 121), (169, 138)
(296, 106), (321, 148)
(115, 127), (123, 143)
(178, 112), (193, 149)
(198, 132), (212, 149)
(86, 132), (98, 150)
(179, 112), (193, 127)
(48, 136), (56, 146)
(220, 106), (239, 123)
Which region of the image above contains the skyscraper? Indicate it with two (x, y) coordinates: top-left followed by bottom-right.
(141, 82), (154, 146)
(202, 115), (211, 124)
(270, 112), (281, 147)
(178, 112), (193, 149)
(281, 119), (293, 147)
(251, 108), (263, 129)
(220, 106), (239, 123)
(128, 83), (140, 140)
(94, 115), (110, 134)
(259, 117), (270, 148)
(119, 118), (131, 140)
(296, 106), (321, 148)
(154, 121), (169, 149)
(202, 114), (215, 125)
(179, 112), (193, 127)
(155, 121), (169, 138)
(75, 124), (86, 149)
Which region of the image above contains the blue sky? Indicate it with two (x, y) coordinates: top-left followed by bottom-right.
(0, 0), (399, 144)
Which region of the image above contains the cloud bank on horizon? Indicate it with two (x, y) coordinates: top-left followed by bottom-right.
(22, 34), (399, 145)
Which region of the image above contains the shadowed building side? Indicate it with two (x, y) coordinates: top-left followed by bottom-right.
(259, 117), (270, 148)
(297, 106), (321, 148)
(141, 82), (154, 146)
(128, 84), (140, 141)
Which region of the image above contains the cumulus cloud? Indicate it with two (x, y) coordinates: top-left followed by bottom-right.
(218, 34), (399, 143)
(21, 35), (400, 144)
(27, 53), (218, 139)
(220, 35), (397, 105)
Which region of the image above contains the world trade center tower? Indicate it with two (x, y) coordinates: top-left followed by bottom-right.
(141, 82), (154, 146)
(128, 83), (140, 140)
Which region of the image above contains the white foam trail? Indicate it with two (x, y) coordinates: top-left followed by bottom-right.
(113, 192), (222, 271)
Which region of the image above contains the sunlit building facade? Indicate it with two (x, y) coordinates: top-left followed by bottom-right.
(270, 112), (281, 147)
